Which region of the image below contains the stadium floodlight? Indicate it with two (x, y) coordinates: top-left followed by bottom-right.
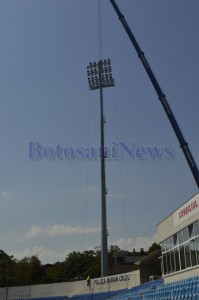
(86, 59), (115, 277)
(86, 59), (115, 90)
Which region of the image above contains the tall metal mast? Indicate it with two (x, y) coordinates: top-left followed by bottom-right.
(110, 0), (199, 188)
(86, 59), (115, 276)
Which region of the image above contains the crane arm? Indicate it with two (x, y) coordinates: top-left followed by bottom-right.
(110, 0), (199, 188)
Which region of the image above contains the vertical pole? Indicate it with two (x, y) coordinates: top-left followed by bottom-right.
(6, 263), (8, 300)
(99, 62), (108, 277)
(87, 59), (114, 277)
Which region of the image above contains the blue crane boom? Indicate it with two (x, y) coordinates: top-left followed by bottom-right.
(109, 0), (199, 188)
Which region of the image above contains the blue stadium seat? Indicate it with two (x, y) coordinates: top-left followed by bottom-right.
(12, 276), (199, 300)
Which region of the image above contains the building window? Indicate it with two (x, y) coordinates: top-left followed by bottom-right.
(174, 247), (180, 271)
(163, 253), (167, 275)
(169, 236), (174, 249)
(165, 238), (170, 251)
(196, 236), (199, 264)
(188, 224), (194, 239)
(184, 243), (191, 268)
(194, 221), (199, 236)
(162, 241), (166, 252)
(161, 219), (199, 275)
(183, 227), (189, 242)
(170, 250), (175, 272)
(166, 252), (171, 273)
(173, 233), (178, 246)
(117, 257), (125, 263)
(179, 245), (186, 270)
(178, 230), (184, 244)
(190, 239), (197, 267)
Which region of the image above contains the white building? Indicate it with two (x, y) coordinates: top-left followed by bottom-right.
(157, 192), (199, 283)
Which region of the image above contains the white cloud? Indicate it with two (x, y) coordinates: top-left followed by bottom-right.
(112, 236), (156, 252)
(12, 246), (69, 263)
(25, 224), (100, 239)
(26, 225), (42, 239)
(82, 186), (97, 192)
(1, 191), (12, 199)
(47, 224), (100, 236)
(12, 235), (156, 264)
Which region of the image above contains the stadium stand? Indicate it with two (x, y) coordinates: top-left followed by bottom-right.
(109, 276), (199, 300)
(10, 276), (199, 299)
(7, 275), (199, 299)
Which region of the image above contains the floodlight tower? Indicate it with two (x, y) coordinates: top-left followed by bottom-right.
(86, 59), (115, 277)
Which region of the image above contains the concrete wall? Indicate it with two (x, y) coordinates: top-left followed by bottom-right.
(0, 270), (141, 300)
(164, 266), (199, 283)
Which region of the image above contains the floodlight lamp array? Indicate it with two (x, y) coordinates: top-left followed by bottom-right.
(87, 59), (115, 90)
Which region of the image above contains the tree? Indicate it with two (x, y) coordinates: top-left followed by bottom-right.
(0, 250), (15, 287)
(27, 256), (43, 284)
(40, 262), (65, 284)
(11, 256), (43, 286)
(62, 250), (101, 281)
(148, 242), (161, 254)
(0, 245), (125, 286)
(108, 245), (121, 268)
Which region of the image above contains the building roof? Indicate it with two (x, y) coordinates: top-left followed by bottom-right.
(135, 249), (161, 266)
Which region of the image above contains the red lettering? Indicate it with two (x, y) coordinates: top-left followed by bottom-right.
(178, 200), (198, 220)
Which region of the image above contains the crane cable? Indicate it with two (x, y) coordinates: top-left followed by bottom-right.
(81, 1), (128, 254)
(98, 0), (103, 60)
(81, 1), (103, 251)
(112, 87), (128, 250)
(98, 0), (128, 250)
(81, 91), (91, 251)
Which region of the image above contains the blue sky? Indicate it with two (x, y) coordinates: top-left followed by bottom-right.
(0, 0), (198, 264)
